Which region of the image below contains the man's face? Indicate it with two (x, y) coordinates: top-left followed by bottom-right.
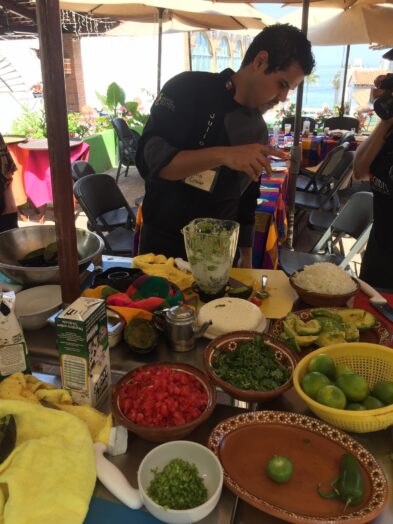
(246, 51), (305, 112)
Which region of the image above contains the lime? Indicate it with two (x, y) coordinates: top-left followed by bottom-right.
(316, 385), (347, 409)
(346, 403), (367, 411)
(335, 363), (354, 379)
(301, 372), (331, 400)
(372, 381), (393, 405)
(362, 395), (385, 410)
(266, 456), (294, 483)
(308, 354), (336, 380)
(336, 373), (369, 402)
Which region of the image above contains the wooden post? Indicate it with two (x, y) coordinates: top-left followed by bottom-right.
(36, 0), (80, 303)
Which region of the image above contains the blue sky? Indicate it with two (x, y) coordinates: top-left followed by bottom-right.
(255, 3), (384, 68)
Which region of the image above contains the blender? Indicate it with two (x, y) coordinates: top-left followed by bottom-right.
(182, 218), (240, 302)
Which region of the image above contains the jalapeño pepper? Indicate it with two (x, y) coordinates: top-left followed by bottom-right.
(318, 453), (364, 510)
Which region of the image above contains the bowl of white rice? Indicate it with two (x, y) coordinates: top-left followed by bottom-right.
(289, 263), (359, 307)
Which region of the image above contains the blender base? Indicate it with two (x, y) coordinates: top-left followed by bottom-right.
(191, 282), (229, 303)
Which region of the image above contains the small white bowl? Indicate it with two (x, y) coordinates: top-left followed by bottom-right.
(15, 285), (62, 330)
(138, 441), (223, 524)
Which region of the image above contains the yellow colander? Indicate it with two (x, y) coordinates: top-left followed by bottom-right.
(293, 343), (393, 433)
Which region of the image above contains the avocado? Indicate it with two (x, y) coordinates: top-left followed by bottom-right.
(316, 316), (344, 332)
(295, 334), (319, 347)
(355, 311), (376, 331)
(311, 308), (342, 321)
(227, 285), (253, 300)
(124, 318), (158, 353)
(280, 332), (301, 353)
(294, 317), (321, 336)
(316, 330), (346, 347)
(283, 315), (297, 339)
(344, 322), (360, 342)
(43, 241), (58, 263)
(336, 308), (367, 324)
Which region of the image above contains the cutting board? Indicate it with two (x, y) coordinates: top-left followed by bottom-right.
(84, 497), (160, 523)
(229, 269), (297, 320)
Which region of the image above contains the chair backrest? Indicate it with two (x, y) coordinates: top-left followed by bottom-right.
(112, 118), (140, 165)
(73, 174), (134, 231)
(281, 116), (316, 132)
(338, 131), (355, 146)
(71, 160), (95, 182)
(314, 151), (354, 208)
(324, 116), (359, 132)
(315, 143), (349, 180)
(312, 191), (373, 267)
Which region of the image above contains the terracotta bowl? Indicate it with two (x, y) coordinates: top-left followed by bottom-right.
(203, 332), (298, 403)
(289, 273), (359, 307)
(112, 362), (217, 443)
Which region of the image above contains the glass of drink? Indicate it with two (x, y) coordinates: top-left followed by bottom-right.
(284, 123), (291, 135)
(324, 127), (330, 137)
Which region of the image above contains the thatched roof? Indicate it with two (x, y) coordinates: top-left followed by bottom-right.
(0, 0), (118, 39)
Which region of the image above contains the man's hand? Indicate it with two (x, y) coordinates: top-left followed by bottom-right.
(224, 143), (289, 181)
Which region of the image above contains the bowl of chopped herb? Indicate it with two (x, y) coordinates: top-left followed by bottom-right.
(203, 332), (298, 402)
(138, 440), (223, 523)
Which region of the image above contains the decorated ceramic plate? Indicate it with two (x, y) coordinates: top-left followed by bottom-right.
(270, 308), (393, 355)
(208, 411), (388, 524)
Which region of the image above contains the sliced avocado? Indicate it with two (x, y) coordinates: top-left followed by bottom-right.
(283, 319), (297, 339)
(280, 332), (301, 353)
(316, 316), (344, 332)
(124, 318), (158, 353)
(295, 318), (321, 336)
(344, 322), (360, 342)
(311, 308), (342, 321)
(355, 311), (376, 331)
(43, 241), (58, 263)
(227, 285), (253, 300)
(295, 334), (319, 347)
(316, 330), (346, 347)
(336, 308), (366, 324)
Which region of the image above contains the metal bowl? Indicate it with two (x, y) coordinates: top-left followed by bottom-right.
(0, 225), (104, 286)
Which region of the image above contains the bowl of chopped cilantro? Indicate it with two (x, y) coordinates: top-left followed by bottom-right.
(204, 332), (298, 402)
(138, 440), (223, 523)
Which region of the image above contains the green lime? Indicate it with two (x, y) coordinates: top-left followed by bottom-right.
(346, 403), (367, 411)
(266, 456), (294, 483)
(316, 385), (347, 409)
(372, 381), (393, 405)
(336, 373), (369, 402)
(308, 354), (336, 380)
(301, 372), (331, 400)
(362, 395), (385, 410)
(335, 363), (354, 379)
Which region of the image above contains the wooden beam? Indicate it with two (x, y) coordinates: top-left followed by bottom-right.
(0, 0), (36, 22)
(36, 0), (80, 304)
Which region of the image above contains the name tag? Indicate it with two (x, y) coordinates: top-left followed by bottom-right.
(184, 170), (218, 192)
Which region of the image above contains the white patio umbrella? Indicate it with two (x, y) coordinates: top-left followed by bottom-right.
(60, 0), (269, 91)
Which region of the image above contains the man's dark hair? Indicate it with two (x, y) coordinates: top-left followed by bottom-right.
(241, 23), (315, 76)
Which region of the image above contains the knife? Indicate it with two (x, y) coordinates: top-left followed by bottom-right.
(358, 279), (393, 322)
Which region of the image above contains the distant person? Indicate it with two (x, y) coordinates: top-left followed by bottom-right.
(136, 24), (315, 266)
(0, 133), (18, 233)
(353, 55), (393, 288)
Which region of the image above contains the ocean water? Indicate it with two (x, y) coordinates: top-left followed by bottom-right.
(301, 65), (341, 109)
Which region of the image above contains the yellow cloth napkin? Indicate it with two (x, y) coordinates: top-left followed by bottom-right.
(132, 253), (194, 291)
(0, 373), (112, 445)
(0, 399), (95, 524)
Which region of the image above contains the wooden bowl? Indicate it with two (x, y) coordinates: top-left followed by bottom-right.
(112, 362), (217, 443)
(203, 332), (298, 403)
(289, 273), (359, 307)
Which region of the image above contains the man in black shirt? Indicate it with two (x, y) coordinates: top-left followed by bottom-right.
(136, 24), (315, 266)
(354, 61), (393, 288)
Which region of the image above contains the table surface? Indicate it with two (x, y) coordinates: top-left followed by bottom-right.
(3, 135), (27, 145)
(19, 138), (83, 150)
(27, 326), (393, 524)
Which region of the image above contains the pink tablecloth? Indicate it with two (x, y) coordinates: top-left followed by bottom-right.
(22, 142), (90, 207)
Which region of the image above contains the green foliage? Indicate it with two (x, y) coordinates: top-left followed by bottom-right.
(12, 106), (47, 138)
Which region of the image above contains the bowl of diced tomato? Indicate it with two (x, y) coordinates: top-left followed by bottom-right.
(112, 363), (217, 442)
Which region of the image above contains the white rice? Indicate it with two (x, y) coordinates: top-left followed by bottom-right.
(292, 263), (357, 295)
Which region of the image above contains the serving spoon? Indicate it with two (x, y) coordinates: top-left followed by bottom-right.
(256, 274), (269, 299)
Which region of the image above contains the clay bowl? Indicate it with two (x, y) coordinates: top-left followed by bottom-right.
(289, 273), (359, 307)
(203, 331), (298, 403)
(112, 362), (217, 443)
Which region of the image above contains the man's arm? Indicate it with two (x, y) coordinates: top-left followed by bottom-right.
(353, 118), (393, 180)
(159, 143), (288, 182)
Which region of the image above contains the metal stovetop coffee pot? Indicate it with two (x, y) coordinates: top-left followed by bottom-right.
(153, 304), (211, 352)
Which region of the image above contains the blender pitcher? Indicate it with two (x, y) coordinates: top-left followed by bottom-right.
(182, 218), (240, 299)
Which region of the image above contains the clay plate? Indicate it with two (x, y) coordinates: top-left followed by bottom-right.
(270, 308), (393, 355)
(208, 411), (388, 524)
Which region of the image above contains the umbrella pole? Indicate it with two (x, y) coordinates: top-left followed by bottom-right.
(286, 0), (310, 250)
(36, 0), (80, 304)
(188, 32), (193, 71)
(340, 45), (351, 117)
(157, 7), (164, 94)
